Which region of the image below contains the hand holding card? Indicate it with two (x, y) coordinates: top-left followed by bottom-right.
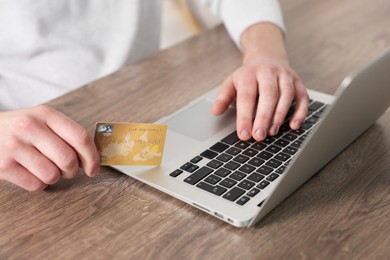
(94, 122), (168, 166)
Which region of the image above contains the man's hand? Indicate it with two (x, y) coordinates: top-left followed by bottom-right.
(0, 106), (100, 191)
(212, 22), (309, 141)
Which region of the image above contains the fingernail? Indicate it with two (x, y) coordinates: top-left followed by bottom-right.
(240, 129), (251, 140)
(270, 124), (279, 136)
(255, 128), (266, 140)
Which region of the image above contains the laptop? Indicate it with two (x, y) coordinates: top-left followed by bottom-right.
(112, 49), (390, 228)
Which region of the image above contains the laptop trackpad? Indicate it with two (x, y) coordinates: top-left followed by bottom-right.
(164, 100), (236, 141)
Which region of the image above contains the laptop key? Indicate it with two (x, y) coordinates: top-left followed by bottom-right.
(235, 141), (251, 149)
(180, 162), (193, 171)
(204, 175), (222, 185)
(222, 187), (246, 201)
(233, 154), (250, 164)
(291, 128), (305, 135)
(262, 137), (275, 144)
(238, 180), (255, 190)
(274, 139), (290, 148)
(220, 178), (237, 188)
(186, 165), (199, 173)
(266, 173), (279, 182)
(225, 147), (241, 156)
(257, 151), (273, 160)
(281, 133), (298, 142)
(291, 140), (303, 148)
(200, 150), (218, 159)
(238, 164), (255, 174)
(300, 122), (312, 130)
(184, 166), (213, 185)
(266, 145), (282, 154)
(283, 146), (298, 155)
(236, 196), (250, 206)
(275, 152), (290, 162)
(306, 117), (319, 124)
(248, 158), (265, 167)
(221, 131), (239, 145)
(210, 142), (229, 153)
(206, 160), (223, 169)
(256, 165), (273, 175)
(251, 142), (267, 151)
(242, 148), (258, 157)
(224, 161), (240, 170)
(214, 168), (231, 177)
(169, 169), (183, 177)
(230, 171), (246, 181)
(197, 182), (227, 196)
(265, 159), (283, 168)
(216, 153), (232, 162)
(257, 180), (270, 189)
(247, 172), (265, 183)
(276, 165), (287, 174)
(190, 156), (203, 164)
(308, 101), (324, 111)
(247, 188), (260, 197)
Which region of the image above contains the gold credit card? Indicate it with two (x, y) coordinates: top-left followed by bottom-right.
(94, 122), (168, 166)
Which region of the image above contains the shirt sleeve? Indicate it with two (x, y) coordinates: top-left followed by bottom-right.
(202, 0), (286, 49)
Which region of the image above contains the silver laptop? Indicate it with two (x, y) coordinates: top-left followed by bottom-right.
(113, 49), (390, 228)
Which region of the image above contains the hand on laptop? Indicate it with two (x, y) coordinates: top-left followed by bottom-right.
(212, 22), (309, 141)
(0, 106), (100, 191)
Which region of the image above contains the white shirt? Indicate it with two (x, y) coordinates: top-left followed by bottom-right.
(0, 0), (284, 110)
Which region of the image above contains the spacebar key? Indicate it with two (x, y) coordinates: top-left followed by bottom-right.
(184, 166), (213, 185)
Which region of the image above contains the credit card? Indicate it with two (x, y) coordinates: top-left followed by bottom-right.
(94, 122), (168, 166)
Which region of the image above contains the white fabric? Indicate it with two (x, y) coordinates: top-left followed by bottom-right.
(0, 0), (284, 110)
(205, 0), (285, 48)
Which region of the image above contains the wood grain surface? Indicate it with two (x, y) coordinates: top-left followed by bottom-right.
(1, 0), (389, 259)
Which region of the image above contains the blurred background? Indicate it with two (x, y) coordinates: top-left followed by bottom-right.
(161, 0), (221, 49)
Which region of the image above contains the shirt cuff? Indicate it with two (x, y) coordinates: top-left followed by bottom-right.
(204, 0), (286, 50)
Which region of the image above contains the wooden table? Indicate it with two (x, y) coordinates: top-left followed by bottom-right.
(1, 0), (389, 259)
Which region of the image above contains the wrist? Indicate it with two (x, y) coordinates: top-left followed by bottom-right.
(241, 22), (289, 66)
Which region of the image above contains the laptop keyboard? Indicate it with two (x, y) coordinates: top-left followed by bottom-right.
(169, 100), (327, 206)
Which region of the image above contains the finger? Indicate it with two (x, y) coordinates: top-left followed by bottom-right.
(234, 70), (259, 140)
(268, 73), (295, 136)
(21, 121), (80, 179)
(0, 163), (47, 192)
(252, 71), (279, 140)
(41, 107), (100, 177)
(212, 75), (236, 115)
(14, 144), (61, 184)
(289, 79), (309, 129)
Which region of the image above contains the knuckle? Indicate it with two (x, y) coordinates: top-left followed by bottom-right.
(233, 68), (256, 86)
(0, 157), (15, 173)
(77, 129), (91, 146)
(260, 64), (278, 75)
(33, 105), (54, 116)
(239, 91), (256, 102)
(16, 115), (38, 132)
(263, 87), (279, 100)
(238, 114), (253, 124)
(3, 137), (22, 151)
(273, 111), (287, 123)
(36, 163), (60, 184)
(235, 67), (254, 78)
(60, 149), (78, 170)
(258, 114), (273, 124)
(278, 67), (292, 76)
